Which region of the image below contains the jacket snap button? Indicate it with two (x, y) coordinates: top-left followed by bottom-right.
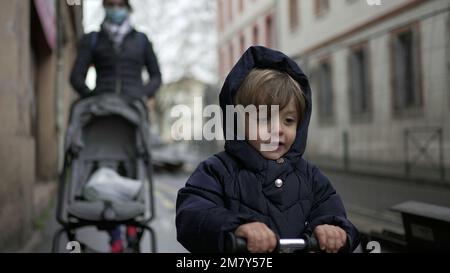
(276, 158), (285, 164)
(274, 179), (283, 188)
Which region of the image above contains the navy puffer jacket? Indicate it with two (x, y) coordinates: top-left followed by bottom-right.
(70, 28), (161, 99)
(176, 46), (359, 253)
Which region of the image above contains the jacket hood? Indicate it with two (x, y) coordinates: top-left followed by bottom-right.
(219, 46), (312, 172)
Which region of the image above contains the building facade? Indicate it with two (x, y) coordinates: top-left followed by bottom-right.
(217, 0), (277, 79)
(155, 77), (210, 143)
(0, 0), (82, 250)
(280, 0), (450, 236)
(278, 0), (450, 183)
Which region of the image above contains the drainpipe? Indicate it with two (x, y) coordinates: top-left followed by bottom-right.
(274, 0), (281, 50)
(343, 130), (350, 172)
(55, 0), (64, 173)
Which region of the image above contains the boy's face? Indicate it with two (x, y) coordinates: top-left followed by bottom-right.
(246, 99), (298, 160)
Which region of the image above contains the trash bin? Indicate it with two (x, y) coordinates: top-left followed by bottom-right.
(391, 201), (450, 252)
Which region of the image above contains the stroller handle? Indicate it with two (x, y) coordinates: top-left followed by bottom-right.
(225, 232), (321, 253)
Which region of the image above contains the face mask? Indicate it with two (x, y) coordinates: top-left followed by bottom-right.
(105, 7), (129, 25)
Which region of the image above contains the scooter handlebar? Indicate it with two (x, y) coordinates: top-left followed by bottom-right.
(225, 232), (321, 253)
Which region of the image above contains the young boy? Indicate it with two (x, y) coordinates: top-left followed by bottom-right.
(176, 46), (359, 253)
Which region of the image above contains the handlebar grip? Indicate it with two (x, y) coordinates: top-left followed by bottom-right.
(304, 234), (353, 253)
(304, 234), (321, 252)
(225, 232), (249, 253)
(225, 232), (281, 253)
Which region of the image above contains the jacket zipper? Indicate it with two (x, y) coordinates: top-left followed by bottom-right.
(114, 31), (133, 95)
(115, 50), (122, 95)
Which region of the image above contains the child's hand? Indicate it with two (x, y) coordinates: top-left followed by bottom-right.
(313, 224), (347, 253)
(234, 222), (277, 253)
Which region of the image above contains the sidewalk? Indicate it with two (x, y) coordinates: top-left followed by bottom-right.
(8, 182), (57, 253)
(324, 168), (450, 236)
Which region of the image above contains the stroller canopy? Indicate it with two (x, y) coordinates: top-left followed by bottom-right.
(64, 94), (152, 159)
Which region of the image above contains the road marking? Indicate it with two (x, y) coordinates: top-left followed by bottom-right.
(155, 189), (175, 211)
(155, 181), (181, 195)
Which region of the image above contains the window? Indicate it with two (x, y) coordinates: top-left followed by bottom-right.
(391, 24), (422, 116)
(447, 15), (450, 108)
(253, 25), (259, 45)
(240, 34), (245, 54)
(219, 49), (224, 77)
(218, 0), (224, 31)
(289, 0), (299, 32)
(348, 43), (372, 120)
(265, 15), (273, 48)
(315, 0), (329, 17)
(317, 59), (334, 123)
(229, 43), (235, 71)
(227, 0), (233, 23)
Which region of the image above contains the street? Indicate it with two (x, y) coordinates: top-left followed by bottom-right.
(35, 171), (190, 253)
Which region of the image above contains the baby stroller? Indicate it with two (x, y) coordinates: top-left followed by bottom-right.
(52, 94), (156, 253)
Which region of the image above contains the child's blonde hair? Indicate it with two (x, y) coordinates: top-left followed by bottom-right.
(234, 69), (306, 123)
